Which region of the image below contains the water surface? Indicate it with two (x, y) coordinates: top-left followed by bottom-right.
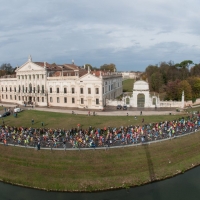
(1, 166), (200, 200)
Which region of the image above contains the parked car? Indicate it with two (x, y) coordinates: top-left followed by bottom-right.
(14, 107), (23, 113)
(123, 105), (128, 110)
(117, 105), (122, 109)
(0, 111), (11, 118)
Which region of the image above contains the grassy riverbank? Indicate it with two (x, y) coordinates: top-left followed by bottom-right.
(0, 108), (199, 192)
(1, 131), (200, 192)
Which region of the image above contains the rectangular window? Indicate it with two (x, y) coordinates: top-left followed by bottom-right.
(57, 97), (60, 103)
(80, 88), (83, 94)
(50, 97), (53, 102)
(50, 88), (52, 93)
(37, 86), (40, 93)
(10, 95), (12, 100)
(2, 94), (3, 99)
(37, 74), (39, 79)
(72, 97), (75, 103)
(29, 75), (31, 80)
(42, 97), (44, 102)
(2, 87), (3, 92)
(88, 88), (91, 94)
(18, 96), (20, 100)
(37, 97), (39, 102)
(81, 98), (84, 104)
(96, 99), (99, 105)
(14, 87), (16, 92)
(95, 88), (99, 94)
(57, 88), (59, 93)
(64, 97), (67, 103)
(33, 87), (35, 93)
(72, 88), (75, 94)
(14, 95), (16, 100)
(42, 85), (44, 93)
(64, 88), (67, 93)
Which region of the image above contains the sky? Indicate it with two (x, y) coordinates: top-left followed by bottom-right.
(0, 0), (200, 72)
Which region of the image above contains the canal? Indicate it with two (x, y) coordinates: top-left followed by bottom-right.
(1, 165), (200, 200)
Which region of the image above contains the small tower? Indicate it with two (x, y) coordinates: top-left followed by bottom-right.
(28, 55), (32, 62)
(181, 90), (185, 108)
(100, 71), (102, 78)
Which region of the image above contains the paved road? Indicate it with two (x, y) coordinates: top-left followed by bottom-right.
(0, 103), (179, 116)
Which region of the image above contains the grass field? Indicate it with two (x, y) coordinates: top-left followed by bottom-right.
(1, 109), (189, 129)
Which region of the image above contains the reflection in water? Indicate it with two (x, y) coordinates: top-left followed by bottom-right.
(1, 165), (200, 200)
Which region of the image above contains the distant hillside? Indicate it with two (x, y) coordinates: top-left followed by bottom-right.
(123, 79), (135, 92)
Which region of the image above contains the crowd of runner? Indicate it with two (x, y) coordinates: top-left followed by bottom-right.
(0, 114), (200, 150)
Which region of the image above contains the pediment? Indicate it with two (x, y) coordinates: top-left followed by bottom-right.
(16, 62), (45, 72)
(79, 73), (100, 82)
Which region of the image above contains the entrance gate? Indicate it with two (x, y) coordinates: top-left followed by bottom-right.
(137, 93), (145, 107)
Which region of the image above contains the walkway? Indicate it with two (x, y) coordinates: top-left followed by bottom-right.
(0, 103), (177, 116)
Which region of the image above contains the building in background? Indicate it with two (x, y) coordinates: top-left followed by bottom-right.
(0, 56), (123, 110)
(121, 71), (142, 79)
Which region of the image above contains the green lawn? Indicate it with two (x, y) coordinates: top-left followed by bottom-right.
(2, 109), (188, 129)
(123, 79), (135, 92)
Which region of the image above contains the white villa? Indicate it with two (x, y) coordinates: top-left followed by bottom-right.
(0, 56), (123, 110)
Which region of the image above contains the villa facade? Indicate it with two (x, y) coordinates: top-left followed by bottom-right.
(0, 56), (123, 109)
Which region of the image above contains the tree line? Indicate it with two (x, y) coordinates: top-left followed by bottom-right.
(0, 63), (15, 76)
(141, 60), (200, 102)
(83, 63), (116, 72)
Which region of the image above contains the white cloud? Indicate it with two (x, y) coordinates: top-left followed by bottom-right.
(0, 0), (200, 71)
